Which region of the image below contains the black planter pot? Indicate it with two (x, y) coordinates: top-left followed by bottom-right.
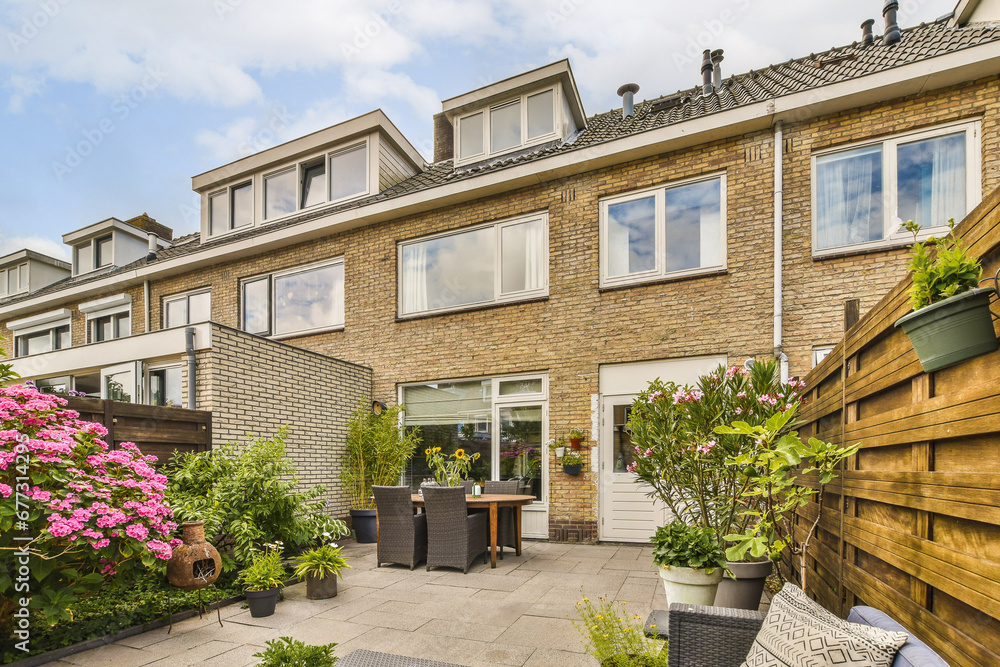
(306, 574), (338, 600)
(713, 559), (773, 609)
(562, 464), (581, 475)
(894, 287), (998, 372)
(351, 508), (378, 543)
(245, 587), (279, 617)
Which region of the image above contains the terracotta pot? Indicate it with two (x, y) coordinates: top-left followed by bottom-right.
(569, 438), (583, 449)
(245, 587), (279, 617)
(167, 521), (221, 590)
(306, 574), (339, 600)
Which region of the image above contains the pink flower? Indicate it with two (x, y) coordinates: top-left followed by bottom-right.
(92, 538), (111, 549)
(146, 540), (173, 560)
(0, 483), (11, 498)
(626, 461), (638, 473)
(125, 524), (149, 541)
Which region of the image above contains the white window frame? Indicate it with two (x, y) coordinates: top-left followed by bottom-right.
(397, 211), (549, 318)
(454, 86), (561, 166)
(599, 172), (728, 288)
(73, 234), (116, 275)
(398, 372), (549, 510)
(208, 180), (254, 238)
(12, 320), (71, 357)
(162, 288), (212, 328)
(239, 257), (345, 339)
(812, 345), (836, 368)
(260, 138), (371, 224)
(87, 308), (131, 344)
(811, 119), (982, 257)
(0, 262), (29, 296)
(145, 362), (184, 407)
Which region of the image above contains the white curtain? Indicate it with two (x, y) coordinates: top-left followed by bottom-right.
(523, 220), (544, 291)
(402, 244), (428, 314)
(817, 159), (847, 249)
(845, 156), (874, 244)
(817, 151), (875, 249)
(931, 136), (965, 226)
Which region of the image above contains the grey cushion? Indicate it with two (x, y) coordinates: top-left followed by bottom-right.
(848, 606), (948, 667)
(742, 584), (908, 667)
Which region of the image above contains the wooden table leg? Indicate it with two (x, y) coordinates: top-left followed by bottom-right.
(515, 505), (523, 556)
(489, 502), (498, 568)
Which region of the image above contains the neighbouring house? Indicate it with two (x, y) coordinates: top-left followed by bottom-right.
(3, 1), (1000, 541)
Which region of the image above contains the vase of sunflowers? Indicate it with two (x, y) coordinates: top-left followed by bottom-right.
(425, 446), (482, 486)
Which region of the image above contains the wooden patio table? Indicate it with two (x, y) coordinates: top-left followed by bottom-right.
(412, 493), (533, 568)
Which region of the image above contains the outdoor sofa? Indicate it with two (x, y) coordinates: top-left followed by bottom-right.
(666, 601), (949, 667)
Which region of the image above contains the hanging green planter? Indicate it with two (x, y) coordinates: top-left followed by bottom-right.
(894, 287), (998, 372)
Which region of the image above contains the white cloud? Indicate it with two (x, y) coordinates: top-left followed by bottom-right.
(4, 72), (42, 112)
(0, 235), (70, 261)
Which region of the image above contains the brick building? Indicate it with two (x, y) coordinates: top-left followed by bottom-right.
(3, 3), (1000, 541)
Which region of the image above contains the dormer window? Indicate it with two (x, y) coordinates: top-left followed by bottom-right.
(209, 181), (253, 236)
(75, 234), (114, 273)
(260, 141), (370, 224)
(0, 263), (28, 296)
(457, 88), (559, 163)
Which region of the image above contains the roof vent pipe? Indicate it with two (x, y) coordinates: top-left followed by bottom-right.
(701, 49), (714, 95)
(617, 83), (640, 119)
(146, 233), (158, 261)
(711, 50), (724, 90)
(861, 18), (875, 47)
(883, 0), (901, 45)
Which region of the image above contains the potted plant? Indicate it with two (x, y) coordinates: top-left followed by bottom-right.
(651, 521), (727, 607)
(425, 446), (481, 486)
(253, 636), (338, 667)
(548, 437), (567, 459)
(576, 596), (668, 666)
(568, 428), (586, 449)
(341, 399), (421, 543)
(561, 450), (582, 475)
(628, 360), (803, 609)
(717, 406), (859, 590)
(239, 542), (287, 617)
(894, 219), (997, 372)
(293, 539), (350, 600)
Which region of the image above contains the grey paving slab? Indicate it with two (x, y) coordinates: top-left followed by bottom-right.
(45, 540), (660, 667)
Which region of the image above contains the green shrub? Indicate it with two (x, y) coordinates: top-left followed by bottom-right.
(575, 596), (667, 666)
(341, 399), (421, 509)
(905, 218), (983, 310)
(164, 427), (347, 570)
(253, 637), (338, 666)
(650, 521), (726, 572)
(238, 544), (288, 592)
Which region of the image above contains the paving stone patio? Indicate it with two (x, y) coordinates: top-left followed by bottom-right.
(43, 540), (686, 667)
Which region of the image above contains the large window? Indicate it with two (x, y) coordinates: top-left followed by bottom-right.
(398, 213), (548, 317)
(600, 174), (726, 287)
(400, 374), (547, 502)
(14, 324), (70, 357)
(0, 263), (28, 296)
(456, 88), (558, 163)
(74, 234), (116, 274)
(812, 121), (981, 254)
(241, 259), (345, 337)
(261, 141), (369, 223)
(148, 365), (182, 407)
(163, 289), (211, 328)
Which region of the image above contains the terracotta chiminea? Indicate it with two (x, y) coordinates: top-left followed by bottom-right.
(167, 521), (222, 590)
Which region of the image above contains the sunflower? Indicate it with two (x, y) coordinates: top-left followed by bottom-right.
(455, 448), (465, 459)
(433, 446), (441, 453)
(424, 448), (431, 455)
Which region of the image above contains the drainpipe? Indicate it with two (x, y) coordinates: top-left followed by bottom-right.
(185, 327), (196, 409)
(143, 280), (150, 333)
(773, 120), (789, 383)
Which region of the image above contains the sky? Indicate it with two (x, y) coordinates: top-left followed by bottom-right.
(0, 0), (958, 261)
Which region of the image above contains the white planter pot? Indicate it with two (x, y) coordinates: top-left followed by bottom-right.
(555, 447), (565, 458)
(657, 564), (723, 607)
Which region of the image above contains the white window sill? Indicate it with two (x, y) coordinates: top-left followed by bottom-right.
(600, 265), (727, 290)
(269, 324), (345, 341)
(812, 225), (950, 259)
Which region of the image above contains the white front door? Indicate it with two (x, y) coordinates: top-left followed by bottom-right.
(101, 362), (141, 403)
(598, 356), (728, 543)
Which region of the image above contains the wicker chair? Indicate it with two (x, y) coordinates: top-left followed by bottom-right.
(459, 479), (476, 495)
(423, 485), (488, 573)
(372, 486), (427, 571)
(666, 603), (765, 667)
(484, 480), (519, 559)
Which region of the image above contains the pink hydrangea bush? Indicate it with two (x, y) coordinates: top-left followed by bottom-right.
(0, 383), (177, 626)
(626, 360), (804, 547)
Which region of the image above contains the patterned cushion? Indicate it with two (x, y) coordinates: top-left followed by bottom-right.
(742, 584), (908, 667)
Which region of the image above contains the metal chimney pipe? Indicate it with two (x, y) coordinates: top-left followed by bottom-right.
(146, 232), (157, 261)
(701, 49), (714, 95)
(711, 50), (725, 90)
(861, 18), (875, 47)
(617, 83), (640, 119)
(883, 0), (901, 45)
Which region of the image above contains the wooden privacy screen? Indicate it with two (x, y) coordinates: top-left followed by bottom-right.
(794, 186), (1000, 667)
(63, 396), (211, 466)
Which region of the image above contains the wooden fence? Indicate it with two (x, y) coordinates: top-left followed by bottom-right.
(793, 186), (1000, 667)
(65, 397), (211, 466)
